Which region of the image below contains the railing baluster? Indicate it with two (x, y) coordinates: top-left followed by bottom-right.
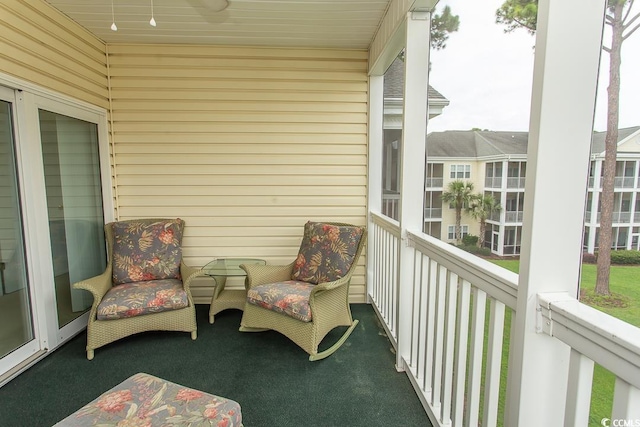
(482, 298), (506, 427)
(564, 349), (594, 427)
(453, 280), (472, 427)
(612, 378), (640, 422)
(409, 250), (421, 371)
(466, 288), (487, 427)
(440, 272), (459, 426)
(417, 254), (430, 387)
(431, 265), (448, 416)
(423, 258), (438, 396)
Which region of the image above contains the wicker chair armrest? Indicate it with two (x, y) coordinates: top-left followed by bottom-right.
(73, 265), (112, 306)
(241, 262), (295, 289)
(181, 261), (204, 292)
(310, 275), (350, 296)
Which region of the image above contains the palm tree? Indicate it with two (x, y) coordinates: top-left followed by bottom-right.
(467, 194), (502, 248)
(441, 180), (474, 244)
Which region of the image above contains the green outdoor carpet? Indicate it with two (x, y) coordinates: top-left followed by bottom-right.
(0, 304), (432, 426)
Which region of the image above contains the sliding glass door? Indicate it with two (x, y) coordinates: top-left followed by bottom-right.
(0, 81), (112, 384)
(38, 110), (107, 327)
(0, 88), (38, 370)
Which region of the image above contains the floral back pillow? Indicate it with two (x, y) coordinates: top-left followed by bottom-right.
(291, 221), (364, 285)
(111, 218), (184, 285)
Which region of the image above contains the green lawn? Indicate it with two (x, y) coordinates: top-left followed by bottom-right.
(489, 260), (640, 426)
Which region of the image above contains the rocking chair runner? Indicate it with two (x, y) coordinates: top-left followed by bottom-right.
(239, 221), (366, 361)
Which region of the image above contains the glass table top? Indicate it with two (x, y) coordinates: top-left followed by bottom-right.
(202, 258), (266, 277)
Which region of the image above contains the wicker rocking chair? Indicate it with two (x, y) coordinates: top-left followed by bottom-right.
(73, 218), (202, 360)
(239, 221), (366, 361)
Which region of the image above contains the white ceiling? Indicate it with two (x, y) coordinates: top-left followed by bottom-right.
(45, 0), (392, 49)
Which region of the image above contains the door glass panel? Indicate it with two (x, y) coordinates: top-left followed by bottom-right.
(38, 109), (107, 327)
(0, 100), (33, 358)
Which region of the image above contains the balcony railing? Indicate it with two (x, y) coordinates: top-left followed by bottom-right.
(505, 211), (524, 223)
(585, 211), (635, 223)
(485, 177), (502, 188)
(369, 211), (640, 426)
(588, 176), (638, 189)
(425, 177), (443, 188)
(424, 207), (442, 219)
(614, 176), (636, 188)
(382, 192), (400, 221)
(506, 177), (526, 189)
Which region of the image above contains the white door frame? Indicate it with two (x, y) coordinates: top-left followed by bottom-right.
(0, 72), (114, 384)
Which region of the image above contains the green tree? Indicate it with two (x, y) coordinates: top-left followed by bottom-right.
(467, 194), (502, 248)
(442, 180), (475, 244)
(431, 6), (460, 50)
(398, 6), (460, 61)
(496, 0), (640, 295)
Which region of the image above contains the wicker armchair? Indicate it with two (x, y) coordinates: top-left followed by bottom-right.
(73, 218), (202, 360)
(239, 221), (366, 361)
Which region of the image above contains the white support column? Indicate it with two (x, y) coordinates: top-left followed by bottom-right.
(367, 75), (384, 301)
(396, 10), (430, 370)
(506, 0), (606, 425)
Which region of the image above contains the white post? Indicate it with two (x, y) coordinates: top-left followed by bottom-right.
(396, 10), (430, 370)
(506, 0), (606, 425)
(367, 75), (384, 301)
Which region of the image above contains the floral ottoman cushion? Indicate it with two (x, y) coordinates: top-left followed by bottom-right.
(246, 280), (314, 322)
(97, 279), (189, 320)
(54, 373), (242, 427)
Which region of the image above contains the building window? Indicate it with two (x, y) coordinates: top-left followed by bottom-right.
(447, 225), (469, 240)
(450, 164), (471, 179)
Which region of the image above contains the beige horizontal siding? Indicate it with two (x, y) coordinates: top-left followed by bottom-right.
(109, 44), (369, 302)
(0, 0), (108, 108)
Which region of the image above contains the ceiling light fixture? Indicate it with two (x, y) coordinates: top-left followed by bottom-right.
(149, 0), (157, 27)
(110, 0), (117, 31)
(203, 0), (229, 13)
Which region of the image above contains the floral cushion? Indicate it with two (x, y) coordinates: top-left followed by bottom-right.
(112, 219), (184, 285)
(97, 279), (189, 320)
(291, 221), (364, 284)
(54, 372), (242, 427)
(246, 280), (314, 322)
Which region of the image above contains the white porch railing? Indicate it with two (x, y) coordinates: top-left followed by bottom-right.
(369, 211), (518, 426)
(538, 293), (640, 424)
(370, 212), (401, 344)
(382, 192), (400, 221)
(368, 210), (640, 426)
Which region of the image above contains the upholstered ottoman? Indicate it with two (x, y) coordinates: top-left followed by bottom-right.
(54, 373), (242, 426)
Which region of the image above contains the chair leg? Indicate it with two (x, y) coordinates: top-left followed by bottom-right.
(191, 331), (197, 340)
(309, 319), (359, 362)
(87, 349), (94, 361)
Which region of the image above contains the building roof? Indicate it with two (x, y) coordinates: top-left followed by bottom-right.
(383, 57), (448, 102)
(590, 126), (640, 153)
(426, 127), (640, 159)
(426, 130), (529, 158)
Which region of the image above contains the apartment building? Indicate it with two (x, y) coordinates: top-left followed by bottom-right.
(383, 126), (640, 256)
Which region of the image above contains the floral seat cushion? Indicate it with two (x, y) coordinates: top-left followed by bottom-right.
(97, 279), (189, 320)
(112, 218), (184, 285)
(291, 221), (364, 284)
(246, 280), (314, 322)
(54, 372), (242, 427)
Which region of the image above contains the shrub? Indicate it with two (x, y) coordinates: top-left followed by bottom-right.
(458, 244), (491, 257)
(582, 252), (597, 264)
(610, 250), (640, 265)
(462, 234), (478, 246)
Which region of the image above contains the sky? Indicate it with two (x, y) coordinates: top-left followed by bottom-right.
(427, 0), (640, 133)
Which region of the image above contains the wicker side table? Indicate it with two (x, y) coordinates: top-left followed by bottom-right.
(203, 258), (266, 324)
